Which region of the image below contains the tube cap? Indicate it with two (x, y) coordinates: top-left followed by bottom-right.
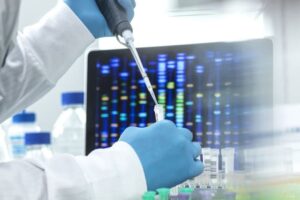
(61, 92), (84, 106)
(25, 132), (51, 145)
(142, 191), (156, 200)
(179, 187), (194, 195)
(12, 112), (36, 123)
(157, 188), (170, 200)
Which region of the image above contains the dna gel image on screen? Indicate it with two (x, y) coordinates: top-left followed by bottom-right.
(86, 40), (273, 153)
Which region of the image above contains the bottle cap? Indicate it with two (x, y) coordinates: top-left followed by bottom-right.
(12, 111), (36, 123)
(157, 188), (170, 194)
(25, 132), (51, 145)
(61, 92), (84, 106)
(179, 187), (194, 194)
(142, 191), (156, 200)
(157, 188), (170, 200)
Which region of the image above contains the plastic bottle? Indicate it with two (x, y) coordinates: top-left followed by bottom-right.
(1, 118), (12, 133)
(52, 92), (86, 156)
(0, 126), (10, 162)
(7, 111), (40, 159)
(25, 132), (52, 161)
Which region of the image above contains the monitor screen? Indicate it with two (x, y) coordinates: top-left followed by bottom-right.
(86, 40), (273, 154)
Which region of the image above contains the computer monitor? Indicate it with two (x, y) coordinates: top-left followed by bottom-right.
(86, 39), (273, 154)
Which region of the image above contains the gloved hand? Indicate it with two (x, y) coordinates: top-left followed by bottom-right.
(119, 120), (204, 191)
(63, 0), (135, 38)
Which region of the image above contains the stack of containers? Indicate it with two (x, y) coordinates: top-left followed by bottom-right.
(7, 111), (40, 159)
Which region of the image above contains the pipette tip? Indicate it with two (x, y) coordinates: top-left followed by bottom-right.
(154, 104), (165, 121)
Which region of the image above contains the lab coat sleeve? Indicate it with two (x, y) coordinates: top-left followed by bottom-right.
(0, 142), (147, 200)
(47, 142), (147, 200)
(0, 1), (147, 199)
(0, 1), (94, 123)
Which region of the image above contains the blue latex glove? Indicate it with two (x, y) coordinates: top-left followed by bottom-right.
(119, 120), (204, 191)
(64, 0), (135, 38)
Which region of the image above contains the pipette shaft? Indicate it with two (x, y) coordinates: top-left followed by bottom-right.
(122, 31), (164, 121)
(126, 40), (159, 105)
(96, 0), (164, 121)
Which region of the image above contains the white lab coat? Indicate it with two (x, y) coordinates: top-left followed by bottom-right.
(0, 1), (147, 199)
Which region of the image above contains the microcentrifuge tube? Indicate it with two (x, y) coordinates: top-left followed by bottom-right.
(178, 193), (190, 200)
(221, 148), (235, 174)
(169, 195), (178, 200)
(191, 188), (213, 200)
(221, 147), (235, 186)
(202, 147), (212, 187)
(210, 149), (220, 187)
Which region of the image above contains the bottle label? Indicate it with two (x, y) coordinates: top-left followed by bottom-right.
(9, 136), (26, 158)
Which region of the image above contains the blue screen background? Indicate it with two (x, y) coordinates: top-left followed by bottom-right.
(91, 41), (272, 149)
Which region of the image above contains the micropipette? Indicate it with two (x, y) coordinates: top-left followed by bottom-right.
(96, 0), (164, 121)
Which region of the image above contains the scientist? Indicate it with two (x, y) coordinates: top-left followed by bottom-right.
(0, 0), (203, 199)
